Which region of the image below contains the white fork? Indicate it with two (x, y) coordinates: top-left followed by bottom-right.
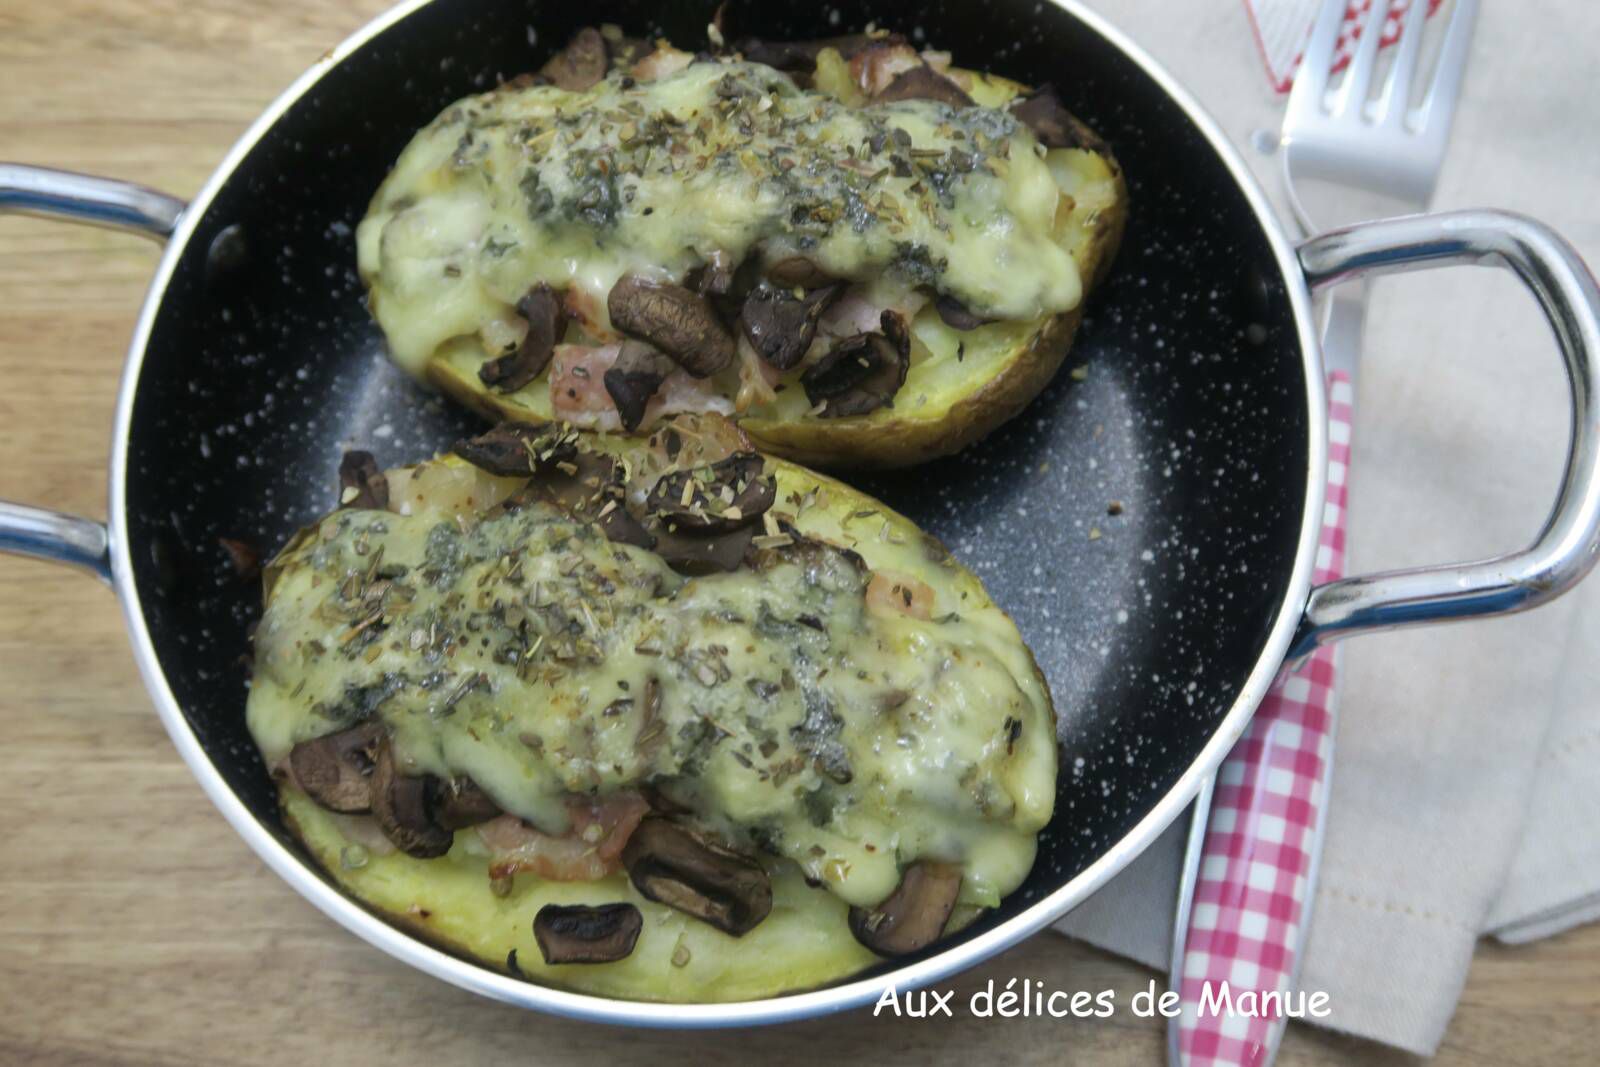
(1282, 0), (1479, 405)
(1283, 0), (1479, 237)
(1167, 4), (1479, 1067)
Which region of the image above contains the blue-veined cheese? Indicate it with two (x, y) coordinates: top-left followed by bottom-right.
(357, 59), (1083, 378)
(246, 455), (1056, 912)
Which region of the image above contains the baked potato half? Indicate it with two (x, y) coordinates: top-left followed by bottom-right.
(357, 27), (1126, 468)
(248, 417), (1056, 1000)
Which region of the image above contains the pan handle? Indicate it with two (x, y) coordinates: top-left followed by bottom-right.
(0, 165), (187, 585)
(0, 164), (183, 241)
(1290, 210), (1600, 657)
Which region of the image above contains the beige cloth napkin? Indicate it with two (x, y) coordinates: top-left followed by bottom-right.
(1054, 0), (1600, 1055)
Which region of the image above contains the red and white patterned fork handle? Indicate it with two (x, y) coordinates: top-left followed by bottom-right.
(1174, 372), (1352, 1067)
(1244, 0), (1443, 94)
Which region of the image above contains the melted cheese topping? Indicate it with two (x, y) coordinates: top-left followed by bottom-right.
(247, 463), (1054, 912)
(357, 59), (1082, 378)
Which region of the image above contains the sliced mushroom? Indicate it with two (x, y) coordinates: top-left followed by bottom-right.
(456, 425), (653, 547)
(288, 721), (385, 814)
(499, 72), (549, 91)
(602, 340), (677, 432)
(645, 453), (774, 533)
(454, 422), (578, 478)
(369, 739), (454, 859)
(608, 274), (736, 377)
(433, 776), (502, 830)
(748, 528), (868, 581)
(873, 65), (975, 107)
(562, 459), (655, 548)
(684, 252), (737, 297)
(734, 34), (899, 74)
(651, 524), (757, 575)
(765, 255), (836, 290)
(603, 28), (654, 68)
(522, 450), (656, 551)
(596, 505), (655, 551)
(479, 284), (568, 392)
(933, 294), (995, 331)
(1009, 84), (1104, 151)
(848, 861), (963, 956)
(338, 451), (389, 510)
(800, 310), (911, 417)
(218, 537), (261, 581)
(740, 282), (841, 371)
(621, 818), (772, 936)
(533, 902), (643, 964)
(539, 27), (609, 91)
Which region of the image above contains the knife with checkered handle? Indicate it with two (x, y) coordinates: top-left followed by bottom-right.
(1167, 363), (1352, 1067)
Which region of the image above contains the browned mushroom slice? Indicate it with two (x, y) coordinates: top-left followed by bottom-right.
(684, 251), (737, 297)
(454, 422), (579, 478)
(602, 340), (678, 432)
(651, 524), (757, 576)
(645, 453), (774, 533)
(800, 310), (912, 417)
(497, 447), (654, 551)
(603, 29), (653, 69)
(595, 505), (655, 551)
(539, 27), (609, 91)
(486, 447), (662, 550)
(369, 739), (454, 859)
(479, 284), (568, 392)
(933, 294), (995, 331)
(456, 427), (651, 549)
(288, 721), (385, 814)
(499, 72), (550, 91)
(218, 537), (261, 581)
(748, 527), (869, 580)
(765, 255), (836, 290)
(533, 903), (643, 964)
(1009, 84), (1105, 152)
(733, 34), (900, 73)
(338, 450), (389, 510)
(621, 818), (772, 936)
(848, 861), (963, 956)
(433, 776), (501, 830)
(608, 274), (736, 377)
(740, 282), (841, 370)
(873, 65), (975, 107)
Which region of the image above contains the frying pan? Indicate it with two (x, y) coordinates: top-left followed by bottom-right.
(2, 0), (1598, 1029)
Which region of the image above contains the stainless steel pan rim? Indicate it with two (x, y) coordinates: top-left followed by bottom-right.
(123, 0), (1329, 1026)
(2, 0), (1597, 1030)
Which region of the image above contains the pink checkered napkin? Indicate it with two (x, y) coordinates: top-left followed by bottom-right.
(1175, 373), (1353, 1066)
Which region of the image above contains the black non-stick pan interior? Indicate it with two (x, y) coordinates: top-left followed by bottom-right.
(121, 0), (1309, 975)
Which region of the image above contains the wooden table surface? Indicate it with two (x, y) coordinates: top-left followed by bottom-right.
(3, 1), (1598, 1064)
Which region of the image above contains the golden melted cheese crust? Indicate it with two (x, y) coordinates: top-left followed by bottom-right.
(249, 457), (1054, 911)
(356, 59), (1082, 378)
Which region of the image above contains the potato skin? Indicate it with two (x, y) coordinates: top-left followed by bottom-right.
(741, 305), (1087, 470)
(279, 790), (879, 1001)
(736, 149), (1128, 470)
(266, 436), (1056, 1001)
(421, 96), (1127, 470)
(1082, 156), (1132, 294)
(427, 358), (524, 425)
